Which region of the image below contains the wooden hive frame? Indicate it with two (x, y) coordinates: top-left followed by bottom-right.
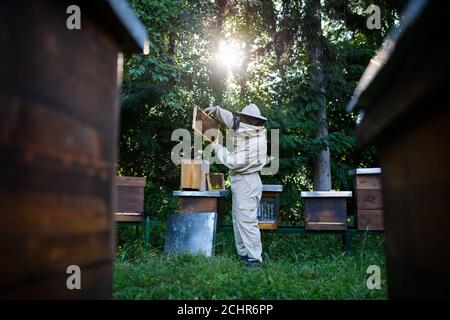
(206, 173), (225, 191)
(192, 106), (220, 143)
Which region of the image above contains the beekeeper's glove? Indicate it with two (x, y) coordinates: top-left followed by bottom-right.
(210, 142), (225, 164)
(210, 141), (223, 152)
(205, 106), (219, 116)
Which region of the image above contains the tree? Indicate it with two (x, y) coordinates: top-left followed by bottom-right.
(303, 0), (331, 191)
(119, 0), (407, 223)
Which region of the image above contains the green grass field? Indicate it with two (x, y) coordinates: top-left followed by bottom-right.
(114, 230), (387, 300)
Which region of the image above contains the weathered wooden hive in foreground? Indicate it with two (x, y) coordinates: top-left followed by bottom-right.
(348, 0), (450, 299)
(0, 0), (148, 299)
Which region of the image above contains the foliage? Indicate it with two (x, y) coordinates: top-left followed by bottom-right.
(118, 0), (406, 223)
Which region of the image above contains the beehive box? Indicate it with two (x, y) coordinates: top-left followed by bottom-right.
(349, 168), (383, 230)
(257, 185), (283, 230)
(0, 0), (147, 299)
(115, 176), (146, 222)
(173, 190), (228, 226)
(181, 159), (209, 191)
(347, 1), (450, 298)
(301, 191), (352, 230)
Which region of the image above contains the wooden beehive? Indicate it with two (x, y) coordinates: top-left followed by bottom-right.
(257, 185), (283, 230)
(301, 192), (352, 230)
(115, 176), (146, 222)
(181, 159), (209, 191)
(0, 0), (147, 299)
(349, 168), (383, 230)
(192, 106), (220, 142)
(348, 1), (450, 298)
(206, 173), (225, 191)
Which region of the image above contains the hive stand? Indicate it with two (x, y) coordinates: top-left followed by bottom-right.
(217, 189), (383, 254)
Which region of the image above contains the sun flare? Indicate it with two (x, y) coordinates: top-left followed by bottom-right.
(216, 40), (244, 68)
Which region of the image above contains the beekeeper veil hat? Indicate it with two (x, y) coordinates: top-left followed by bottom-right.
(238, 104), (267, 121)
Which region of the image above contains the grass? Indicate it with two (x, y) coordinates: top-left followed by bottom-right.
(113, 230), (387, 300)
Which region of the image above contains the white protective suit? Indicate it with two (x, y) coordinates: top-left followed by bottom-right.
(212, 106), (267, 262)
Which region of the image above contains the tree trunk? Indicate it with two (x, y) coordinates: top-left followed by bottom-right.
(168, 30), (176, 64)
(304, 0), (332, 191)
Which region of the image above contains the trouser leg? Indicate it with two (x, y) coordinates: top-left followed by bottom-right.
(232, 191), (247, 257)
(231, 173), (263, 262)
(235, 205), (262, 262)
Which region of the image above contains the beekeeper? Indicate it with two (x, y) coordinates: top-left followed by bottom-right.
(205, 104), (267, 265)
